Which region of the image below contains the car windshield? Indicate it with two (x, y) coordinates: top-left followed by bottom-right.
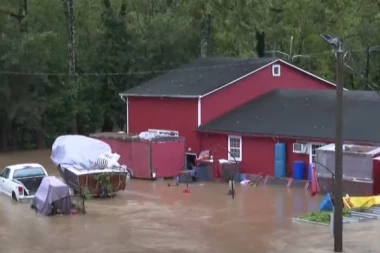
(13, 167), (45, 179)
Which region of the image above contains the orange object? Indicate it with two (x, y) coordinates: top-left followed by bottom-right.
(212, 153), (221, 178)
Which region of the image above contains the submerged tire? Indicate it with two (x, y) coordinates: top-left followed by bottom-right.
(12, 192), (18, 202)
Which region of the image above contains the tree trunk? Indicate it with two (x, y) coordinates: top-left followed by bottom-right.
(256, 31), (265, 57)
(61, 0), (78, 134)
(101, 113), (114, 132)
(8, 0), (28, 32)
(0, 117), (9, 151)
(61, 0), (77, 76)
(71, 112), (78, 134)
(200, 12), (212, 58)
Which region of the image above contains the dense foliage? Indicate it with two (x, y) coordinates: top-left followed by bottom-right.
(1, 0), (380, 150)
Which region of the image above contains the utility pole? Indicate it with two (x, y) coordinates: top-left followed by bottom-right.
(334, 39), (344, 253)
(320, 34), (344, 252)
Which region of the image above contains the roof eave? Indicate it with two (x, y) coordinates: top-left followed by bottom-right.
(119, 93), (199, 99)
(197, 128), (328, 141)
(197, 129), (378, 144)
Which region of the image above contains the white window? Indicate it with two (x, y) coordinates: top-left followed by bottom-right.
(309, 143), (325, 163)
(272, 64), (281, 77)
(228, 135), (242, 161)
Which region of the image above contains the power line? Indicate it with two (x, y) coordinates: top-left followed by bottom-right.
(342, 47), (380, 94)
(344, 63), (380, 96)
(0, 48), (368, 77)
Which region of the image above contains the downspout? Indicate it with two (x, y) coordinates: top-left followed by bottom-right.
(197, 96), (201, 127)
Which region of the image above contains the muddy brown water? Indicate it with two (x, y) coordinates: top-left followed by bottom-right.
(0, 150), (322, 253)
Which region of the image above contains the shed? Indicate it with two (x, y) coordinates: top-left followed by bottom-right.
(315, 144), (380, 196)
(90, 132), (185, 179)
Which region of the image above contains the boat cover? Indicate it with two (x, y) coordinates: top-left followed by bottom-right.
(31, 176), (72, 215)
(51, 135), (112, 171)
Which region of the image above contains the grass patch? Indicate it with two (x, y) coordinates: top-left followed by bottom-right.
(298, 209), (351, 224)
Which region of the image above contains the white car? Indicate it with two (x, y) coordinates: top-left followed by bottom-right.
(0, 163), (48, 202)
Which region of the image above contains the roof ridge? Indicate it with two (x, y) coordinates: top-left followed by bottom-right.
(121, 58), (276, 97)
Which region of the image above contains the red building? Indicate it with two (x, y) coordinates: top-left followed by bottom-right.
(120, 57), (345, 177)
(198, 90), (380, 177)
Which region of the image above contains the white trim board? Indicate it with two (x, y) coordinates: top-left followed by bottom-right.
(201, 59), (345, 98)
(119, 59), (345, 99)
(277, 59), (348, 91)
(200, 60), (277, 98)
(227, 135), (242, 161)
(197, 97), (201, 126)
(125, 97), (129, 133)
(308, 142), (326, 164)
(118, 94), (198, 98)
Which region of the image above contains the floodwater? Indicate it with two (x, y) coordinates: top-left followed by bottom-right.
(0, 150), (322, 253)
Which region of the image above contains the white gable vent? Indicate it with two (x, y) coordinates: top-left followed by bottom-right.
(272, 64), (281, 77)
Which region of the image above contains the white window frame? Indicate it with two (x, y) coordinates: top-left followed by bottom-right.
(309, 142), (325, 164)
(228, 135), (242, 161)
(272, 64), (281, 77)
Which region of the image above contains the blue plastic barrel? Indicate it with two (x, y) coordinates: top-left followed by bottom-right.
(293, 161), (305, 180)
(274, 143), (286, 161)
(234, 173), (245, 182)
(308, 164), (312, 182)
(274, 160), (286, 178)
(274, 143), (286, 178)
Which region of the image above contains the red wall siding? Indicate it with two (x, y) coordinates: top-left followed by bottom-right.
(199, 133), (228, 157)
(91, 138), (151, 178)
(151, 141), (185, 178)
(94, 138), (133, 167)
(240, 137), (274, 175)
(200, 62), (335, 124)
(128, 97), (199, 153)
(199, 133), (325, 178)
(131, 141), (151, 178)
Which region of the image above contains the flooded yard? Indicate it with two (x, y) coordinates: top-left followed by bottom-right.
(1, 150), (376, 253)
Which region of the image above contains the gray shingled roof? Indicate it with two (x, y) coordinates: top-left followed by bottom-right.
(198, 89), (380, 143)
(121, 57), (276, 97)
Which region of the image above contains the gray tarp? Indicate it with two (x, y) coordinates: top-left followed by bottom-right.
(31, 176), (72, 215)
(316, 149), (373, 180)
(51, 135), (112, 171)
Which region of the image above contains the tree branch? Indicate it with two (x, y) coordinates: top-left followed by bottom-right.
(132, 3), (144, 33)
(0, 8), (23, 22)
(119, 0), (126, 17)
